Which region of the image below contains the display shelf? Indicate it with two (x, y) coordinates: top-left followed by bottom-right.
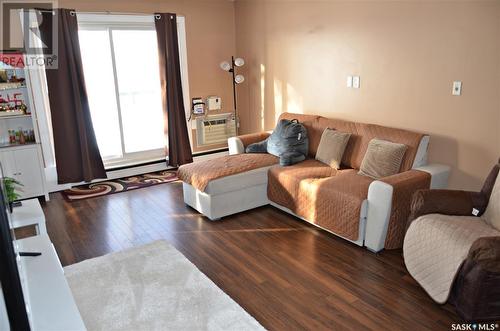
(0, 113), (31, 119)
(0, 82), (26, 90)
(0, 57), (49, 202)
(0, 142), (37, 149)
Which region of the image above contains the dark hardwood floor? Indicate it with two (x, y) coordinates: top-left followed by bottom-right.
(40, 181), (460, 330)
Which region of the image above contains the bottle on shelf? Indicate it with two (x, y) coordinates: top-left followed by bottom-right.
(19, 130), (25, 144)
(8, 130), (15, 143)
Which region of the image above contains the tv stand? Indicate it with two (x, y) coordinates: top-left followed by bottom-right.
(15, 234), (85, 330)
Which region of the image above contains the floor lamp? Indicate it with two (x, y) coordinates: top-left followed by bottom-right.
(220, 56), (245, 134)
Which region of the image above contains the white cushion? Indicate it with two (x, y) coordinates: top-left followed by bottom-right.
(483, 174), (500, 231)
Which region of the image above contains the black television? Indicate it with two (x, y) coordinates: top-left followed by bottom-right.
(0, 163), (31, 331)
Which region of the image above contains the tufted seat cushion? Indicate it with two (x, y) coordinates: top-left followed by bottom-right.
(268, 163), (374, 241)
(267, 159), (337, 211)
(296, 170), (374, 240)
(178, 153), (279, 192)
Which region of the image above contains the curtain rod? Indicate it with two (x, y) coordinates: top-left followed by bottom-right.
(70, 11), (163, 20)
(34, 9), (184, 19)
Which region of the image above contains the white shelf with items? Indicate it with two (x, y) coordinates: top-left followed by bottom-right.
(0, 61), (48, 200)
(0, 111), (29, 118)
(0, 66), (36, 146)
(0, 81), (26, 91)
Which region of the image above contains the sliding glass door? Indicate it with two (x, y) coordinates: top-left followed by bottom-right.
(78, 26), (165, 167)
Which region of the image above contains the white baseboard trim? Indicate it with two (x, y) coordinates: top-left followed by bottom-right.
(46, 151), (228, 193)
(106, 162), (169, 180)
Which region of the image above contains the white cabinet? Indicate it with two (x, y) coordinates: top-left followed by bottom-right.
(0, 149), (16, 176)
(0, 144), (48, 200)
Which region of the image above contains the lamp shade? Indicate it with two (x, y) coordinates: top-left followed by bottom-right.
(235, 74), (245, 84)
(234, 57), (245, 67)
(219, 61), (231, 71)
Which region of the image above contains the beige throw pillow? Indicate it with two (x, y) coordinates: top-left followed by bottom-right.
(483, 173), (500, 231)
(358, 138), (407, 179)
(315, 128), (351, 169)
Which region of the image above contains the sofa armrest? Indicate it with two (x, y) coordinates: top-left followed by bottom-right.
(409, 189), (486, 221)
(228, 132), (271, 155)
(365, 170), (431, 252)
(413, 163), (450, 189)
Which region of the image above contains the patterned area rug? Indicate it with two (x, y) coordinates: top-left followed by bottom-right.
(62, 170), (178, 201)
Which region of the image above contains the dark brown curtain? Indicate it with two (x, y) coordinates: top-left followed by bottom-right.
(154, 13), (193, 167)
(39, 9), (106, 184)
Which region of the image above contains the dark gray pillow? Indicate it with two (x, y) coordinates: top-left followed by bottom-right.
(246, 119), (309, 166)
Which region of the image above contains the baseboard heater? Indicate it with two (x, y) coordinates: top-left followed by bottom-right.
(196, 113), (236, 146)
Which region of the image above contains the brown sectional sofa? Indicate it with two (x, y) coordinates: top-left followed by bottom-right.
(179, 112), (450, 252)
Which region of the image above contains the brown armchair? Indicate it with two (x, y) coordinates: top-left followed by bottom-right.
(404, 158), (500, 322)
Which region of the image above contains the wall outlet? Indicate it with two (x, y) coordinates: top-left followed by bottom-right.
(452, 81), (462, 96)
(353, 76), (360, 89)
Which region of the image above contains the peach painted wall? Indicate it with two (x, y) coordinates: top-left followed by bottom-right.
(235, 0), (500, 190)
(60, 0), (236, 153)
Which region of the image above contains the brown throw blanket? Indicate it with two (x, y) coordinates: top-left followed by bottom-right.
(178, 154), (279, 192)
(268, 163), (430, 245)
(268, 165), (373, 241)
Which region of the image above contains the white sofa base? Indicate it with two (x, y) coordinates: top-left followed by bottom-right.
(183, 182), (269, 220)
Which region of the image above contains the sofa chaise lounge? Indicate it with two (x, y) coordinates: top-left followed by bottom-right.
(178, 112), (450, 252)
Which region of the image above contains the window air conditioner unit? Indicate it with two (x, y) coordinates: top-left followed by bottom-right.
(196, 113), (236, 146)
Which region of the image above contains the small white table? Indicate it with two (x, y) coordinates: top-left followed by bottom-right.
(11, 198), (47, 235)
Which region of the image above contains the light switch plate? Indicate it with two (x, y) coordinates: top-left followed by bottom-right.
(207, 96), (222, 110)
(452, 81), (462, 96)
(353, 76), (360, 89)
(347, 76), (353, 88)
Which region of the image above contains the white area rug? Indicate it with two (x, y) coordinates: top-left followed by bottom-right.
(64, 241), (265, 331)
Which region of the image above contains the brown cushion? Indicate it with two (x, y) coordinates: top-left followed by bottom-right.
(178, 153), (279, 191)
(295, 170), (374, 240)
(267, 159), (337, 211)
(278, 112), (425, 170)
(354, 123), (424, 171)
(268, 166), (374, 241)
(358, 139), (407, 179)
(315, 117), (360, 167)
(315, 129), (351, 169)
